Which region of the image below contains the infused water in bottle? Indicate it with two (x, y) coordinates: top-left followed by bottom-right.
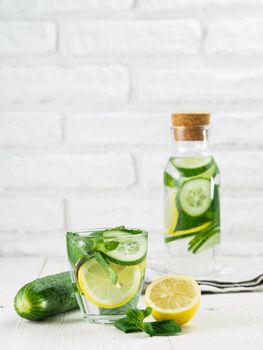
(164, 113), (220, 277)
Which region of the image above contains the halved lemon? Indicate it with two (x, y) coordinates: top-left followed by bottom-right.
(145, 275), (201, 325)
(78, 258), (141, 308)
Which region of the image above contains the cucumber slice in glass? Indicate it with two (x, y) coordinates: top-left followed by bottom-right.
(179, 178), (212, 217)
(102, 235), (147, 266)
(171, 156), (213, 177)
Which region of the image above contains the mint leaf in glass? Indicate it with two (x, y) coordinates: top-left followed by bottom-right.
(101, 241), (119, 251)
(94, 251), (118, 285)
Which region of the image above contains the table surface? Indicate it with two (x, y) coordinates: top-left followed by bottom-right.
(0, 256), (263, 350)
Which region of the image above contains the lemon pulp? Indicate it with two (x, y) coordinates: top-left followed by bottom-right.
(145, 275), (201, 325)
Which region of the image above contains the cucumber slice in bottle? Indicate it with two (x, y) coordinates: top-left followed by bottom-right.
(171, 156), (213, 177)
(102, 235), (147, 266)
(179, 178), (212, 217)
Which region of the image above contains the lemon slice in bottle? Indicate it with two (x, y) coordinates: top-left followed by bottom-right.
(165, 192), (179, 235)
(78, 258), (141, 308)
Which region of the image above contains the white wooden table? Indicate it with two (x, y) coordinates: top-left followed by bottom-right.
(0, 257), (263, 350)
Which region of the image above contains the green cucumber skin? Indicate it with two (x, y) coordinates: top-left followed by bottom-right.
(164, 159), (218, 190)
(170, 157), (214, 177)
(14, 272), (78, 321)
(102, 251), (147, 266)
(188, 225), (220, 254)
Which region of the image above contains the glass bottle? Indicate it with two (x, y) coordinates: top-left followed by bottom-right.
(164, 113), (220, 278)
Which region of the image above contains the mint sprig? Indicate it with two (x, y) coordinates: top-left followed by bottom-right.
(114, 307), (181, 337)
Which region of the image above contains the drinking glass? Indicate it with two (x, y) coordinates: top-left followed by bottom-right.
(66, 227), (148, 324)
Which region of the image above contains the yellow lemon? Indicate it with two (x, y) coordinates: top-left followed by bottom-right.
(78, 258), (141, 308)
(145, 275), (201, 325)
(171, 221), (212, 237)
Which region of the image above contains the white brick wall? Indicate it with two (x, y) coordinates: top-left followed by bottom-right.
(62, 20), (201, 56)
(0, 21), (56, 55)
(206, 19), (263, 56)
(0, 154), (135, 190)
(0, 112), (62, 148)
(67, 113), (170, 147)
(138, 69), (263, 103)
(138, 0), (259, 11)
(0, 0), (134, 13)
(67, 197), (162, 230)
(0, 0), (263, 257)
(0, 197), (64, 232)
(0, 66), (129, 106)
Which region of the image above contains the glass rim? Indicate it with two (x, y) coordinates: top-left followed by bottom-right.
(66, 227), (148, 239)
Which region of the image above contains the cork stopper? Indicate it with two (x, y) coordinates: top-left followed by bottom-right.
(171, 113), (210, 141)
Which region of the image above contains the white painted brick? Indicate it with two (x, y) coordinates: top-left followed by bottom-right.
(0, 197), (64, 231)
(138, 0), (258, 11)
(206, 19), (263, 56)
(216, 151), (263, 191)
(0, 0), (133, 13)
(138, 69), (263, 103)
(63, 20), (201, 56)
(0, 21), (56, 55)
(222, 197), (263, 241)
(0, 112), (62, 148)
(67, 113), (170, 147)
(67, 196), (163, 231)
(67, 113), (263, 149)
(212, 113), (263, 147)
(0, 235), (66, 257)
(142, 153), (169, 190)
(0, 154), (135, 190)
(0, 65), (129, 106)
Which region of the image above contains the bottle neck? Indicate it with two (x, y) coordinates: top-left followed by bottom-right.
(170, 126), (211, 156)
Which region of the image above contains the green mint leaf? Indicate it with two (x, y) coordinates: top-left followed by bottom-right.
(120, 227), (144, 235)
(114, 307), (152, 334)
(84, 238), (97, 252)
(98, 226), (126, 234)
(143, 320), (181, 337)
(102, 241), (119, 251)
(94, 251), (118, 285)
(67, 233), (94, 265)
(100, 226), (143, 235)
(126, 307), (152, 322)
(114, 307), (182, 337)
(114, 317), (143, 333)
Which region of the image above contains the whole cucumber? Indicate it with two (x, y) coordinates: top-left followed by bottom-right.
(14, 272), (78, 321)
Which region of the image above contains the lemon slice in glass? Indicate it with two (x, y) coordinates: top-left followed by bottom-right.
(78, 258), (141, 308)
(145, 275), (201, 325)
